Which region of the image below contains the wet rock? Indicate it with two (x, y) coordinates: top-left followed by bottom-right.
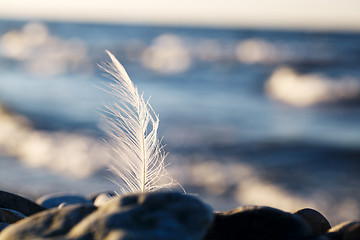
(68, 191), (214, 240)
(0, 204), (97, 240)
(293, 208), (331, 235)
(326, 221), (360, 240)
(0, 208), (26, 224)
(0, 191), (45, 216)
(204, 206), (312, 240)
(36, 192), (92, 209)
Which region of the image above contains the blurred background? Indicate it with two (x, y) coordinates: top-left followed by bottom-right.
(1, 0), (360, 224)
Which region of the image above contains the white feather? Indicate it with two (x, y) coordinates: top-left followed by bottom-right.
(100, 50), (174, 194)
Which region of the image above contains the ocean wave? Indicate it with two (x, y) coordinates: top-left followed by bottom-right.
(0, 22), (342, 77)
(0, 22), (92, 76)
(141, 34), (191, 74)
(169, 157), (360, 224)
(1, 104), (359, 223)
(126, 34), (337, 74)
(265, 67), (360, 106)
(0, 105), (107, 178)
(235, 38), (334, 65)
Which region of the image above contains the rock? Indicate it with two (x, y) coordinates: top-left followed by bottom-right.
(93, 192), (115, 206)
(36, 193), (92, 209)
(87, 191), (117, 203)
(326, 221), (360, 240)
(0, 208), (26, 233)
(68, 191), (214, 240)
(0, 191), (213, 240)
(345, 222), (360, 240)
(293, 208), (331, 235)
(0, 208), (26, 224)
(0, 191), (45, 216)
(0, 204), (97, 240)
(204, 206), (312, 240)
(0, 223), (9, 232)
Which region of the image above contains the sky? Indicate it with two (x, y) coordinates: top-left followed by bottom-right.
(0, 0), (360, 31)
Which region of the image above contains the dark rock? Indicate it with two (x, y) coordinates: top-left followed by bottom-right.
(0, 204), (97, 240)
(345, 222), (360, 240)
(0, 191), (213, 240)
(0, 191), (45, 216)
(0, 208), (26, 233)
(293, 208), (331, 235)
(326, 221), (360, 240)
(68, 191), (214, 240)
(0, 208), (26, 224)
(0, 223), (9, 232)
(325, 231), (343, 239)
(204, 206), (312, 240)
(36, 193), (92, 209)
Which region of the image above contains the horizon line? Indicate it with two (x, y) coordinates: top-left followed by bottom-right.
(1, 16), (360, 34)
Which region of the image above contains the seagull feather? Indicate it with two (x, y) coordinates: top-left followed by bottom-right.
(100, 51), (174, 194)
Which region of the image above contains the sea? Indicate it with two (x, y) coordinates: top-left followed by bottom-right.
(0, 19), (359, 224)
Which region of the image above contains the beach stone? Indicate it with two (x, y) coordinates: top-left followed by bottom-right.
(87, 190), (117, 203)
(293, 208), (331, 235)
(0, 223), (9, 232)
(93, 192), (115, 206)
(68, 191), (214, 240)
(345, 222), (360, 240)
(326, 221), (360, 240)
(0, 204), (97, 240)
(36, 192), (92, 209)
(0, 208), (26, 224)
(0, 190), (45, 216)
(204, 206), (312, 240)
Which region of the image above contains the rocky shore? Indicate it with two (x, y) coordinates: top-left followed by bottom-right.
(0, 190), (359, 240)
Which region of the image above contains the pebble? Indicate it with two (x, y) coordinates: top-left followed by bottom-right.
(1, 189), (359, 240)
(293, 208), (331, 236)
(0, 204), (97, 240)
(87, 191), (117, 203)
(0, 208), (26, 224)
(68, 191), (214, 240)
(326, 221), (360, 240)
(0, 223), (9, 232)
(345, 222), (360, 240)
(36, 192), (92, 209)
(0, 208), (26, 232)
(93, 192), (115, 206)
(0, 191), (213, 240)
(0, 191), (45, 216)
(204, 206), (312, 240)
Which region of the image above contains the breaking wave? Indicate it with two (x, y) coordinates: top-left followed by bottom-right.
(265, 67), (360, 106)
